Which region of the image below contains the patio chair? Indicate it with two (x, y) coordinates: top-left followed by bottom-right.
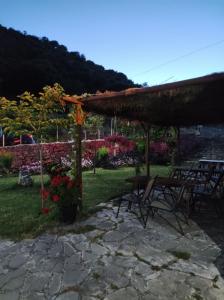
(192, 172), (224, 216)
(145, 180), (190, 235)
(194, 164), (216, 187)
(116, 177), (157, 227)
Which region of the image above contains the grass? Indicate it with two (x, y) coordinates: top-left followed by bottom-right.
(0, 165), (170, 240)
(167, 250), (191, 260)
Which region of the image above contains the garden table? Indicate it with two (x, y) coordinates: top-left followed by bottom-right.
(126, 175), (195, 197)
(172, 166), (224, 187)
(126, 175), (195, 190)
(199, 159), (224, 170)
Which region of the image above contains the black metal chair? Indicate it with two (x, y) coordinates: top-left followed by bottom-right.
(192, 172), (224, 216)
(116, 177), (157, 227)
(146, 180), (190, 235)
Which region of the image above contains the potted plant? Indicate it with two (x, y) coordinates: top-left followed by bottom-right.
(41, 164), (79, 223)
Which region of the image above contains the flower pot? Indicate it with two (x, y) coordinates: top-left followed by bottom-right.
(59, 203), (77, 224)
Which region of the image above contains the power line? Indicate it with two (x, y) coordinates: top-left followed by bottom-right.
(134, 39), (224, 77)
(159, 76), (175, 84)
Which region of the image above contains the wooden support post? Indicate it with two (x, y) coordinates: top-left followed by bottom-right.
(56, 125), (59, 142)
(93, 132), (97, 175)
(145, 125), (150, 177)
(177, 126), (181, 165)
(110, 118), (113, 135)
(76, 124), (83, 211)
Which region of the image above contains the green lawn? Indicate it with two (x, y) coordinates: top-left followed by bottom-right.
(0, 165), (170, 240)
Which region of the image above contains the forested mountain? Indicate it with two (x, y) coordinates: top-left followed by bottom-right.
(0, 25), (138, 98)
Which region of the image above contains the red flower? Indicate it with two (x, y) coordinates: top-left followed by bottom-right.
(51, 176), (62, 187)
(56, 167), (63, 174)
(40, 188), (50, 200)
(62, 176), (71, 184)
(42, 207), (50, 214)
(67, 179), (76, 189)
(52, 194), (60, 202)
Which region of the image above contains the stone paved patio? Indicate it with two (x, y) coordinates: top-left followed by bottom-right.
(0, 201), (224, 299)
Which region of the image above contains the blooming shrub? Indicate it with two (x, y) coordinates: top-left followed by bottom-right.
(109, 152), (140, 168)
(20, 161), (42, 175)
(44, 159), (71, 178)
(105, 135), (136, 155)
(41, 164), (79, 223)
(60, 155), (93, 171)
(150, 142), (169, 154)
(61, 155), (72, 169)
(83, 140), (105, 160)
(150, 141), (170, 165)
(82, 158), (93, 170)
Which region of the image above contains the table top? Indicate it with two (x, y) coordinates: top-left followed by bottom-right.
(125, 175), (150, 182)
(126, 175), (150, 184)
(199, 159), (224, 164)
(126, 175), (194, 188)
(173, 166), (223, 174)
(174, 166), (210, 172)
(156, 177), (194, 188)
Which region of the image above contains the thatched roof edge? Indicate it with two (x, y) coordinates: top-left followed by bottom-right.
(83, 73), (224, 102)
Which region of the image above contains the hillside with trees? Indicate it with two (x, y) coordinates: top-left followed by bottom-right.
(0, 25), (138, 98)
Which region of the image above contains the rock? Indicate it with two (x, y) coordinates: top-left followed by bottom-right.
(105, 287), (139, 300)
(8, 254), (28, 269)
(0, 290), (20, 300)
(62, 267), (90, 287)
(64, 242), (77, 257)
(169, 260), (220, 280)
(55, 291), (80, 300)
(103, 231), (130, 243)
(64, 253), (81, 270)
(48, 273), (62, 295)
(18, 170), (33, 186)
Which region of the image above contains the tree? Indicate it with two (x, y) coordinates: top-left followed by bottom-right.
(84, 113), (104, 139)
(0, 83), (67, 208)
(83, 113), (104, 174)
(0, 25), (138, 98)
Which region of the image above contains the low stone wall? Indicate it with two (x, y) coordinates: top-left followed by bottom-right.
(0, 142), (73, 171)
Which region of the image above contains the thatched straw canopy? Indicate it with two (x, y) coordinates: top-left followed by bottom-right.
(64, 73), (224, 127)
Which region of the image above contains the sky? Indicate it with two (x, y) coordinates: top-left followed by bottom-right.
(0, 0), (224, 86)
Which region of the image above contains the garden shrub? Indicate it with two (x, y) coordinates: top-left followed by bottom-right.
(136, 140), (145, 154)
(97, 147), (109, 160)
(0, 151), (13, 174)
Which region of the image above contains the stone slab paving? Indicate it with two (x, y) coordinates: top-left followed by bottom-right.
(0, 201), (224, 299)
